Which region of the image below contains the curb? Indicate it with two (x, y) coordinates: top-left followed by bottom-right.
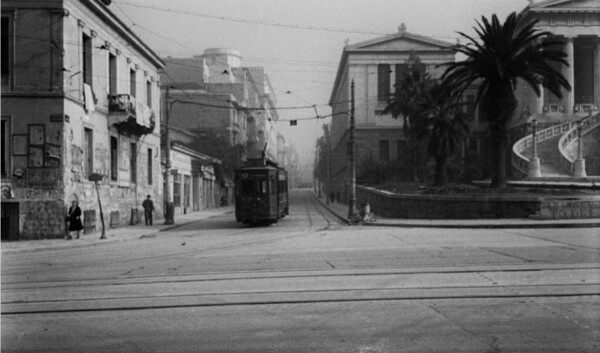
(313, 193), (600, 229)
(1, 208), (233, 254)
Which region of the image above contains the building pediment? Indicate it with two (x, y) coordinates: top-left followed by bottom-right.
(524, 0), (600, 32)
(346, 30), (454, 53)
(528, 0), (600, 11)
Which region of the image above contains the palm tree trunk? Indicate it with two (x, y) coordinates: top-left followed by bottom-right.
(482, 83), (516, 189)
(434, 154), (448, 186)
(489, 124), (508, 188)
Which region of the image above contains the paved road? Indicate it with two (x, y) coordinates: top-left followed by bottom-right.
(2, 190), (599, 352)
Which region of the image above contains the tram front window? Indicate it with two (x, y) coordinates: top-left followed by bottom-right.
(241, 179), (268, 195)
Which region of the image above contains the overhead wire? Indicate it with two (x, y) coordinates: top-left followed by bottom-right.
(114, 0), (391, 36)
(113, 0), (460, 41)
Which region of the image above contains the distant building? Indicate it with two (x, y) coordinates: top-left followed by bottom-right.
(166, 143), (221, 213)
(161, 48), (279, 211)
(1, 0), (164, 240)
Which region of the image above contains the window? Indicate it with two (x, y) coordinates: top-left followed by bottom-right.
(173, 174), (181, 207)
(395, 64), (408, 89)
(130, 69), (136, 98)
(110, 136), (118, 181)
(1, 17), (11, 86)
(82, 33), (93, 87)
(109, 53), (117, 95)
(397, 140), (407, 161)
(1, 117), (9, 177)
(147, 148), (153, 185)
(84, 128), (93, 177)
(379, 140), (390, 162)
(130, 142), (137, 183)
(241, 179), (268, 196)
(377, 64), (391, 102)
(146, 80), (152, 107)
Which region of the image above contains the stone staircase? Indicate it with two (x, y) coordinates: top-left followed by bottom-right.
(512, 112), (600, 178)
(521, 134), (569, 177)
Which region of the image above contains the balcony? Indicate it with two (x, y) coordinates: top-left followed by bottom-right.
(108, 94), (155, 135)
(109, 94), (136, 116)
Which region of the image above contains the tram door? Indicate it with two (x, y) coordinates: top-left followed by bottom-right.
(266, 171), (273, 216)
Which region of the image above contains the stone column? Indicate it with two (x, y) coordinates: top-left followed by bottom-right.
(563, 37), (575, 114)
(537, 84), (545, 114)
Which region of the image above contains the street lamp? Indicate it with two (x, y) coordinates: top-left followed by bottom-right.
(527, 118), (541, 178)
(573, 119), (587, 178)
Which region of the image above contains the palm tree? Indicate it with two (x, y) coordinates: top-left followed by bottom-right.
(414, 84), (470, 186)
(441, 12), (570, 188)
(382, 56), (434, 181)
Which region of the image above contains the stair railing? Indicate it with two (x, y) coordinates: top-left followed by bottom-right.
(558, 113), (600, 175)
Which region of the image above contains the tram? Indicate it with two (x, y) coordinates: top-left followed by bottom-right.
(234, 158), (289, 224)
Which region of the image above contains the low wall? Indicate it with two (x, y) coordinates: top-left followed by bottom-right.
(538, 199), (600, 220)
(355, 185), (600, 220)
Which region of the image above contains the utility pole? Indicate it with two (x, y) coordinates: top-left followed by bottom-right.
(348, 79), (357, 220)
(326, 126), (331, 205)
(163, 86), (174, 225)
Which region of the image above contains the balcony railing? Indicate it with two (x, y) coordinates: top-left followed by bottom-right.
(108, 94), (136, 115)
(108, 94), (155, 135)
(543, 104), (564, 114)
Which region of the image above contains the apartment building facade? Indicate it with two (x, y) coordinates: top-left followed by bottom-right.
(1, 0), (164, 239)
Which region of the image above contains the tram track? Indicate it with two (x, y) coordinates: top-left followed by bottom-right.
(3, 265), (599, 315)
(3, 263), (599, 289)
(3, 283), (599, 315)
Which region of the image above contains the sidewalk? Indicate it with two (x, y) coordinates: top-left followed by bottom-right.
(1, 206), (235, 254)
(316, 195), (600, 229)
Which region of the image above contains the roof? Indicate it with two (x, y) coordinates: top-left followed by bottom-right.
(172, 143), (222, 165)
(83, 0), (164, 68)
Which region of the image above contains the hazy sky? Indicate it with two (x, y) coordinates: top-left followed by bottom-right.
(112, 0), (529, 167)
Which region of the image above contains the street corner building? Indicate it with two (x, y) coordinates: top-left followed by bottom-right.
(1, 0), (165, 240)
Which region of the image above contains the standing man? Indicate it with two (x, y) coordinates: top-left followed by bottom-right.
(142, 195), (155, 226)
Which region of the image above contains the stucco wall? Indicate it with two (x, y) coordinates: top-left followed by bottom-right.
(1, 1), (163, 239)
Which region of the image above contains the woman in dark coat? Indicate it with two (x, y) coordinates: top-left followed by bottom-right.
(67, 200), (83, 240)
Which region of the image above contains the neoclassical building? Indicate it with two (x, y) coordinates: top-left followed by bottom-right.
(327, 25), (456, 198)
(512, 0), (600, 178)
(515, 0), (599, 119)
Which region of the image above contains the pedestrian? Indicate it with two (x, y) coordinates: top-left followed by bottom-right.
(142, 194), (155, 226)
(67, 200), (83, 240)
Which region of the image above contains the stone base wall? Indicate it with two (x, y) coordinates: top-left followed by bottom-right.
(537, 200), (600, 220)
(20, 200), (66, 240)
(355, 185), (600, 220)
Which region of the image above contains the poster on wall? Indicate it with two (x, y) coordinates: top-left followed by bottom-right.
(12, 134), (28, 155)
(28, 146), (44, 167)
(45, 144), (61, 167)
(29, 125), (45, 145)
